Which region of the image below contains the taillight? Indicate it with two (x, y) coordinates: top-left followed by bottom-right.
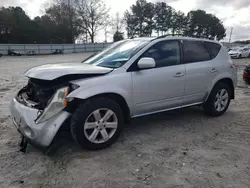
(243, 71), (250, 79)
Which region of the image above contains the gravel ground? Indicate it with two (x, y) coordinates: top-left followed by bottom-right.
(0, 54), (250, 188)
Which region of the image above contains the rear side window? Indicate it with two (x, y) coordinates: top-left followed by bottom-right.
(204, 41), (221, 58)
(183, 40), (211, 63)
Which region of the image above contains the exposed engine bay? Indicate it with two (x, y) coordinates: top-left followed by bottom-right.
(16, 78), (66, 110)
(16, 73), (105, 110)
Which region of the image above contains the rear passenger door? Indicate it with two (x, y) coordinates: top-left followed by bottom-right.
(182, 40), (219, 105)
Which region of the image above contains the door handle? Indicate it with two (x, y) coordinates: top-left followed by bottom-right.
(174, 72), (184, 77)
(210, 68), (217, 73)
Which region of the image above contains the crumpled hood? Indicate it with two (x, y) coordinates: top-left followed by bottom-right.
(24, 63), (112, 80)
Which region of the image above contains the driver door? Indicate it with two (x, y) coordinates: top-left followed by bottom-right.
(130, 40), (186, 116)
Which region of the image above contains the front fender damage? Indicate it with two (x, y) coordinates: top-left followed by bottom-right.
(15, 73), (108, 153)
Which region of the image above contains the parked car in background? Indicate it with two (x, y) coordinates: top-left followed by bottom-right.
(243, 64), (250, 84)
(228, 47), (250, 58)
(8, 49), (22, 56)
(26, 50), (36, 56)
(52, 49), (64, 54)
(10, 36), (237, 151)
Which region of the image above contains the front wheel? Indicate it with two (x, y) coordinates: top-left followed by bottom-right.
(203, 83), (231, 117)
(71, 97), (124, 150)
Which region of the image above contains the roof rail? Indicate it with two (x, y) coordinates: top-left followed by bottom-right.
(155, 34), (184, 39)
(154, 34), (216, 41)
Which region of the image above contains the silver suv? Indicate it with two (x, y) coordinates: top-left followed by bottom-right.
(10, 36), (237, 151)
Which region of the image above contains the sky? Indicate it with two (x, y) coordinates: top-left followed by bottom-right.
(1, 0), (250, 42)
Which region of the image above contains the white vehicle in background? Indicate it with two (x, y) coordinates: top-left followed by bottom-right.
(228, 47), (250, 58)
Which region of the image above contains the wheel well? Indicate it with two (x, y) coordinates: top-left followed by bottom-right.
(216, 78), (235, 99)
(66, 93), (131, 124)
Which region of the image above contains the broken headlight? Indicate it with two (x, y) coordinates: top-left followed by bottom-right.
(35, 87), (69, 124)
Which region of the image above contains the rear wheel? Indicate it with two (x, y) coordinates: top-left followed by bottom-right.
(203, 83), (231, 117)
(71, 97), (124, 150)
(238, 54), (242, 58)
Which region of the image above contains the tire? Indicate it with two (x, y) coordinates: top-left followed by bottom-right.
(71, 97), (124, 150)
(203, 82), (231, 117)
(248, 53), (250, 58)
(238, 54), (242, 58)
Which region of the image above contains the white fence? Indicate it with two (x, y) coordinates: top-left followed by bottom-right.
(0, 42), (246, 56)
(0, 43), (112, 55)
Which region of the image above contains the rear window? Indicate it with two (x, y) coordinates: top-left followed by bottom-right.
(183, 40), (211, 63)
(204, 41), (221, 58)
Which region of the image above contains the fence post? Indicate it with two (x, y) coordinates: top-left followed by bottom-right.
(24, 45), (26, 55)
(38, 44), (40, 55)
(51, 44), (52, 54)
(74, 44), (76, 53)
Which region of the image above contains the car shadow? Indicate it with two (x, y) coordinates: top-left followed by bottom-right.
(31, 105), (206, 157)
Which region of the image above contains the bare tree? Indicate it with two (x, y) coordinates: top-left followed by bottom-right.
(103, 17), (111, 42)
(74, 0), (110, 43)
(112, 12), (124, 34)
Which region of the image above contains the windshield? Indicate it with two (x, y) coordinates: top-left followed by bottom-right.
(82, 39), (150, 68)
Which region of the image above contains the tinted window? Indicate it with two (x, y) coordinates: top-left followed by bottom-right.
(141, 40), (180, 67)
(183, 40), (211, 63)
(204, 41), (221, 57)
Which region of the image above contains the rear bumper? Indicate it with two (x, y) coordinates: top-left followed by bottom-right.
(243, 71), (250, 81)
(10, 98), (70, 147)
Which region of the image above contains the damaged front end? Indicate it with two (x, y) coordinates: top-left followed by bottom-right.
(10, 78), (78, 152)
(10, 63), (112, 152)
(17, 78), (73, 124)
(17, 78), (66, 110)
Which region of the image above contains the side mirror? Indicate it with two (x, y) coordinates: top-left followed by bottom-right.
(137, 57), (156, 69)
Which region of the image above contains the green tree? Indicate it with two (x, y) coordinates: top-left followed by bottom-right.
(124, 0), (155, 37)
(143, 2), (155, 36)
(124, 11), (137, 38)
(171, 10), (187, 35)
(45, 2), (81, 43)
(0, 6), (36, 43)
(184, 10), (226, 40)
(154, 2), (173, 35)
(113, 31), (124, 42)
(0, 4), (81, 44)
(33, 15), (56, 43)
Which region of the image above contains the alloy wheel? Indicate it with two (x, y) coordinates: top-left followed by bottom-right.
(84, 108), (118, 144)
(214, 89), (229, 112)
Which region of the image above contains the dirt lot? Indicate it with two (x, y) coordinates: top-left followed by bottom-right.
(0, 54), (250, 188)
